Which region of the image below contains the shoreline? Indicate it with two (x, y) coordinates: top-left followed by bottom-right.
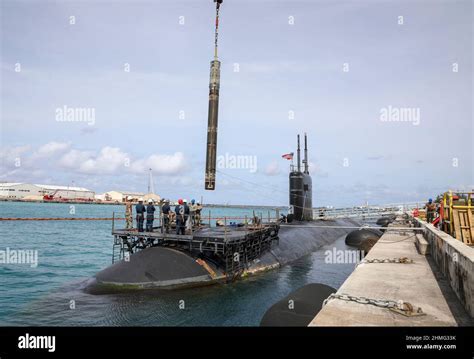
(0, 198), (287, 210)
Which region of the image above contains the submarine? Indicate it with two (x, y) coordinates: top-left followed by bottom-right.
(85, 134), (362, 293)
(84, 2), (361, 293)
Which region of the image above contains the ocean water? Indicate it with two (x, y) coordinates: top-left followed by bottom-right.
(0, 201), (360, 326)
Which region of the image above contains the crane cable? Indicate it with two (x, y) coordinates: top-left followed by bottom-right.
(214, 1), (221, 60)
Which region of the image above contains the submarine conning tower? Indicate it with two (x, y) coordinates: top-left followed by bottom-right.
(289, 133), (313, 221)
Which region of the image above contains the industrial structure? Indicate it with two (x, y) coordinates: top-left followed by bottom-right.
(440, 190), (474, 245)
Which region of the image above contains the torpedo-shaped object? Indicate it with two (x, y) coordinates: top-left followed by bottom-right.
(205, 0), (223, 190)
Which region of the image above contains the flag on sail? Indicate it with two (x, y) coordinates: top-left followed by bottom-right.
(281, 152), (294, 160)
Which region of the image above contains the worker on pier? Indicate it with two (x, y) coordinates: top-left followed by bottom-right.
(161, 199), (171, 233)
(424, 198), (436, 223)
(136, 198), (146, 232)
(125, 196), (133, 229)
(146, 199), (156, 232)
(175, 199), (186, 235)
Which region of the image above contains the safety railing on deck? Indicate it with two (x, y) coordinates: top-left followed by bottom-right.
(316, 202), (423, 219)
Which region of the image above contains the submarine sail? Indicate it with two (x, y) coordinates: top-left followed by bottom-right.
(289, 133), (313, 221)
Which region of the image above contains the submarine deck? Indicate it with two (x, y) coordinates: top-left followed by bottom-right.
(111, 223), (280, 272)
(112, 224), (279, 245)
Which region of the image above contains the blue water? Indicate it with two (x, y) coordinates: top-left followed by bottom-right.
(0, 202), (360, 326)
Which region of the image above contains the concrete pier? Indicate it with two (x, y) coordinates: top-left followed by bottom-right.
(310, 217), (473, 326)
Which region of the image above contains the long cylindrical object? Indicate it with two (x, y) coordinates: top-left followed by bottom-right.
(205, 59), (221, 190)
(304, 133), (309, 174)
(297, 134), (301, 172)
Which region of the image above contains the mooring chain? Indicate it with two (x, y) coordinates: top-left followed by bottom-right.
(361, 257), (414, 264)
(324, 293), (396, 308)
(323, 293), (425, 317)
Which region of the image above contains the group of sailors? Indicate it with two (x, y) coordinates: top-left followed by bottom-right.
(125, 197), (203, 234)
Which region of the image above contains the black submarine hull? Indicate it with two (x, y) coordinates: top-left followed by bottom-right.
(85, 218), (360, 293)
(85, 134), (360, 293)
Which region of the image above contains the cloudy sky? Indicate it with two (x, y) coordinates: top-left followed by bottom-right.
(1, 0), (472, 207)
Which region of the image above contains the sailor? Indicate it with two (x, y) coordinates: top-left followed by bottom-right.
(146, 199), (156, 232)
(161, 199), (171, 233)
(183, 199), (191, 232)
(175, 199), (186, 235)
(189, 199), (197, 225)
(125, 196), (133, 229)
(135, 198), (146, 232)
(194, 202), (203, 226)
(424, 198), (436, 223)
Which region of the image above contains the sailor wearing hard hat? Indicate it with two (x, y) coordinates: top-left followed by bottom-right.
(146, 199), (156, 232)
(161, 199), (171, 234)
(136, 198), (146, 232)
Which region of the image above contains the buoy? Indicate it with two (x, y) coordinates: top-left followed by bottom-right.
(376, 216), (393, 226)
(345, 228), (383, 252)
(376, 216), (395, 231)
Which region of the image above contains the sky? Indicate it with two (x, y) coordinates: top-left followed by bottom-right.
(0, 0), (473, 207)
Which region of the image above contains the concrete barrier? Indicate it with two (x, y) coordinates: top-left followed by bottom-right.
(415, 233), (430, 255)
(415, 218), (474, 318)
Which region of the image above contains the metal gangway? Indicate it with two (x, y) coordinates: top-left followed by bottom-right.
(314, 202), (423, 220)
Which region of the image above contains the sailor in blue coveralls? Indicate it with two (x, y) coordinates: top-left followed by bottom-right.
(146, 199), (156, 232)
(135, 198), (146, 232)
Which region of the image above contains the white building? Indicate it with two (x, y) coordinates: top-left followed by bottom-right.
(0, 182), (95, 200)
(0, 183), (41, 199)
(37, 184), (95, 200)
(104, 191), (145, 203)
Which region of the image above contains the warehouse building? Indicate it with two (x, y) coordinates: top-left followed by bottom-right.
(0, 182), (95, 200)
(103, 190), (145, 203)
(0, 183), (41, 199)
(38, 184), (95, 201)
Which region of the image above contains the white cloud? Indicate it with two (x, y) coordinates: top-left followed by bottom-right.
(0, 145), (32, 174)
(1, 142), (188, 181)
(60, 147), (186, 175)
(34, 141), (70, 157)
(78, 147), (129, 174)
(59, 149), (94, 168)
(130, 152), (186, 175)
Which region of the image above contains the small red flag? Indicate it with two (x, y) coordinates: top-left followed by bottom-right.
(281, 153), (294, 160)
